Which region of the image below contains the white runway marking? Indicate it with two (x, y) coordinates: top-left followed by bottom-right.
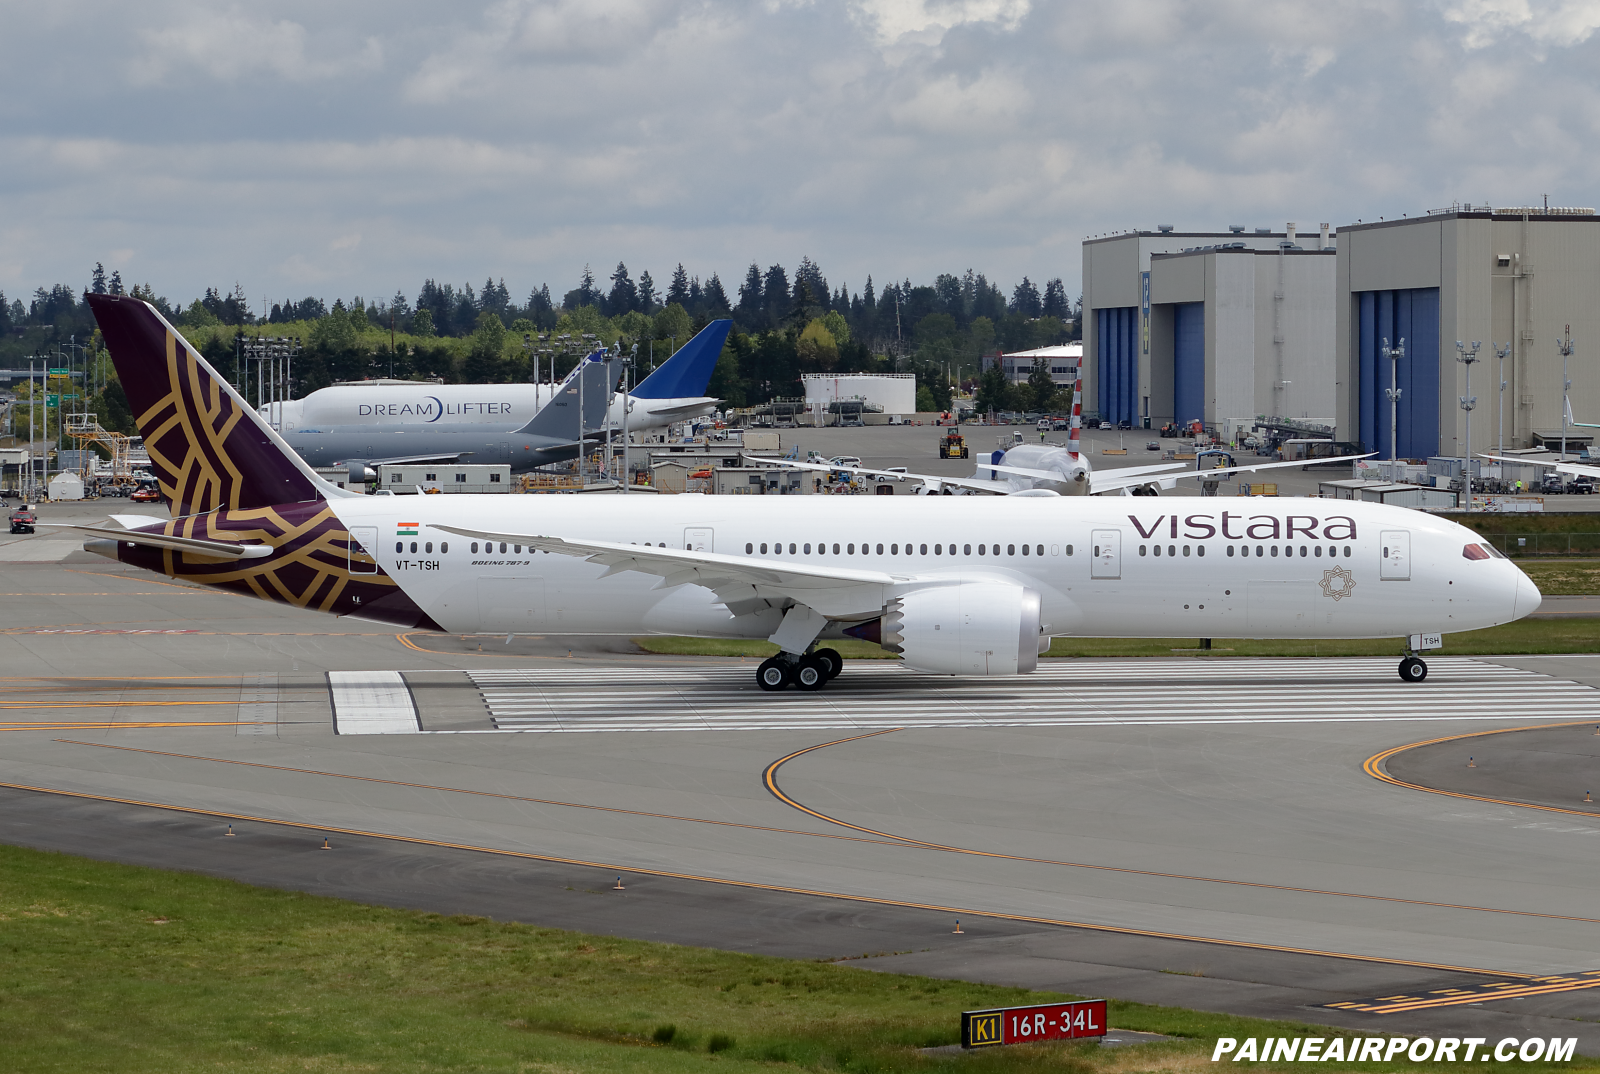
(458, 658), (1600, 734)
(329, 671), (419, 734)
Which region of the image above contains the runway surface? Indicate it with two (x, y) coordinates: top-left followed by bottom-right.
(3, 524), (1600, 1046)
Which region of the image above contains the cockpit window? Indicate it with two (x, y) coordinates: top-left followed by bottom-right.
(1462, 543), (1492, 561)
(1484, 543), (1506, 559)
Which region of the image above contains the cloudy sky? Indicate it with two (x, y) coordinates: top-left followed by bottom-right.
(4, 0), (1599, 310)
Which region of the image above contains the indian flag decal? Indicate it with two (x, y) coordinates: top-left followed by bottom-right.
(396, 522), (419, 536)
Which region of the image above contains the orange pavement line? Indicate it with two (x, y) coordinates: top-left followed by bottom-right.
(1365, 721), (1600, 818)
(759, 732), (1588, 941)
(1, 723), (248, 731)
(0, 775), (1520, 979)
(55, 739), (918, 850)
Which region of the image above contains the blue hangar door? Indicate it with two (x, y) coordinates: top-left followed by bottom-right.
(1173, 303), (1204, 426)
(1358, 289), (1439, 459)
(1096, 307), (1138, 425)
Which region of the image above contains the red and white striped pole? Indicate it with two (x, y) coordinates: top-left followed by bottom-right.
(1068, 366), (1083, 460)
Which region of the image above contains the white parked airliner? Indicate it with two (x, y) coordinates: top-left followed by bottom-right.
(73, 295), (1539, 691)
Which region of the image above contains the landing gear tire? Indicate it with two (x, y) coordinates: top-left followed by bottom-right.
(757, 657), (792, 691)
(812, 648), (843, 681)
(1399, 656), (1428, 682)
(794, 655), (829, 691)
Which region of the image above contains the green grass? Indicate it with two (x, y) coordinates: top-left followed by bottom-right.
(1, 844), (1591, 1072)
(1518, 560), (1600, 595)
(1443, 512), (1600, 535)
(637, 618), (1600, 661)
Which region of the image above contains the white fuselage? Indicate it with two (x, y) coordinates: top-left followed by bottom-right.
(264, 384), (716, 436)
(327, 494), (1536, 641)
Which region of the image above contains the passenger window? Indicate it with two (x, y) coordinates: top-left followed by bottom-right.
(804, 543), (811, 554)
(848, 543), (855, 554)
(1314, 546), (1322, 557)
(1154, 545), (1161, 557)
(760, 543), (768, 553)
(920, 543), (927, 554)
(1344, 546), (1352, 557)
(441, 542), (448, 553)
(833, 543), (840, 554)
(410, 541), (418, 553)
(471, 542), (479, 553)
(425, 542), (433, 553)
(978, 544), (986, 555)
(1007, 544), (1015, 555)
(1182, 545), (1190, 556)
(1197, 545), (1204, 557)
(1065, 544), (1073, 556)
(1166, 545), (1173, 557)
(1227, 545), (1234, 557)
(1140, 544), (1148, 556)
(934, 544), (941, 555)
(1270, 546), (1278, 557)
(1299, 546), (1308, 557)
(963, 544), (971, 555)
(1255, 545), (1263, 557)
(395, 542), (403, 553)
(1023, 544), (1031, 556)
(891, 544), (898, 554)
(788, 543), (796, 554)
(500, 543), (507, 553)
(1037, 545), (1043, 556)
(876, 544), (884, 554)
(746, 542), (753, 554)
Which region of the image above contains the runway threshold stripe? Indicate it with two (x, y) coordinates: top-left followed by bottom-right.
(1365, 721), (1600, 819)
(0, 775), (1527, 980)
(1327, 970), (1600, 1013)
(744, 733), (1600, 929)
(50, 736), (1600, 932)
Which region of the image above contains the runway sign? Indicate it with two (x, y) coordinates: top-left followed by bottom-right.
(961, 999), (1106, 1048)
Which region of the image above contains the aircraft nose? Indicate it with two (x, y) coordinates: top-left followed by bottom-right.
(1514, 572), (1543, 620)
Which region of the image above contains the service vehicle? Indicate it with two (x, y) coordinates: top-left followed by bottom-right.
(10, 506), (36, 533)
(939, 430), (970, 459)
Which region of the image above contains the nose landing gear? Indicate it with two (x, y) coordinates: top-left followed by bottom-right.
(1399, 656), (1428, 682)
(755, 647), (843, 692)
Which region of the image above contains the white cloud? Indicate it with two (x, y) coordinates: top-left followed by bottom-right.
(1439, 0), (1600, 47)
(852, 0), (1030, 43)
(130, 6), (381, 85)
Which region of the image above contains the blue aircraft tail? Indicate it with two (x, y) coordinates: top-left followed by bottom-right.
(631, 319), (731, 399)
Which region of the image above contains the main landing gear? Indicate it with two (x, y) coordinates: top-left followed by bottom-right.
(1398, 656), (1428, 682)
(756, 648), (843, 692)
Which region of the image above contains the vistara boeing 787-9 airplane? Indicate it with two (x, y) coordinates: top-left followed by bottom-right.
(72, 294), (1540, 690)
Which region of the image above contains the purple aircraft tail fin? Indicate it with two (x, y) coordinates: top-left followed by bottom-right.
(86, 294), (327, 516)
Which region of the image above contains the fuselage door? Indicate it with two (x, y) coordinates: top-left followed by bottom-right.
(348, 526), (378, 574)
(1380, 529), (1411, 580)
(1090, 529), (1121, 579)
(684, 527), (714, 552)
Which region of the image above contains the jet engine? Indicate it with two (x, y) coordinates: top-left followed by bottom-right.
(880, 583), (1043, 676)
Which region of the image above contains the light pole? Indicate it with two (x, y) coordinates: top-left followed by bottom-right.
(1380, 336), (1406, 472)
(1495, 342), (1511, 460)
(622, 343), (637, 494)
(1457, 340), (1480, 509)
(1558, 325), (1575, 459)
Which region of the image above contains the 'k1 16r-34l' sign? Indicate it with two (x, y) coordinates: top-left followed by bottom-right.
(961, 999), (1108, 1048)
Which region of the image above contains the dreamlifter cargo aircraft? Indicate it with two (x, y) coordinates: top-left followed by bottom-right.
(264, 319), (732, 479)
(70, 294), (1540, 691)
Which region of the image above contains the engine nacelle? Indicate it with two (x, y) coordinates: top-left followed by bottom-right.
(881, 583), (1042, 676)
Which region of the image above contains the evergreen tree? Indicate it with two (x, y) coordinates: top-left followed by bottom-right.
(735, 263), (763, 327)
(1042, 278), (1068, 319)
(762, 264), (789, 327)
(667, 263), (691, 307)
(0, 290), (8, 334)
(638, 270), (658, 313)
(109, 271), (124, 296)
(793, 257), (827, 311)
(702, 273), (730, 314)
(606, 262), (639, 315)
(1027, 356), (1057, 412)
(91, 263), (107, 295)
(1011, 277), (1043, 318)
(934, 273), (964, 322)
(564, 265), (600, 310)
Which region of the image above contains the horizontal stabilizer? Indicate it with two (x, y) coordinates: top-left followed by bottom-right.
(41, 522), (274, 560)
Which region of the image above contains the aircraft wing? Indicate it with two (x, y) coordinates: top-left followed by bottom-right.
(1089, 453), (1375, 495)
(347, 451), (475, 467)
(637, 399), (720, 420)
(430, 525), (909, 617)
(41, 522), (274, 560)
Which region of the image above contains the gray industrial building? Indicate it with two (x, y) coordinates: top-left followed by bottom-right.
(1334, 205), (1600, 459)
(1083, 224), (1334, 432)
